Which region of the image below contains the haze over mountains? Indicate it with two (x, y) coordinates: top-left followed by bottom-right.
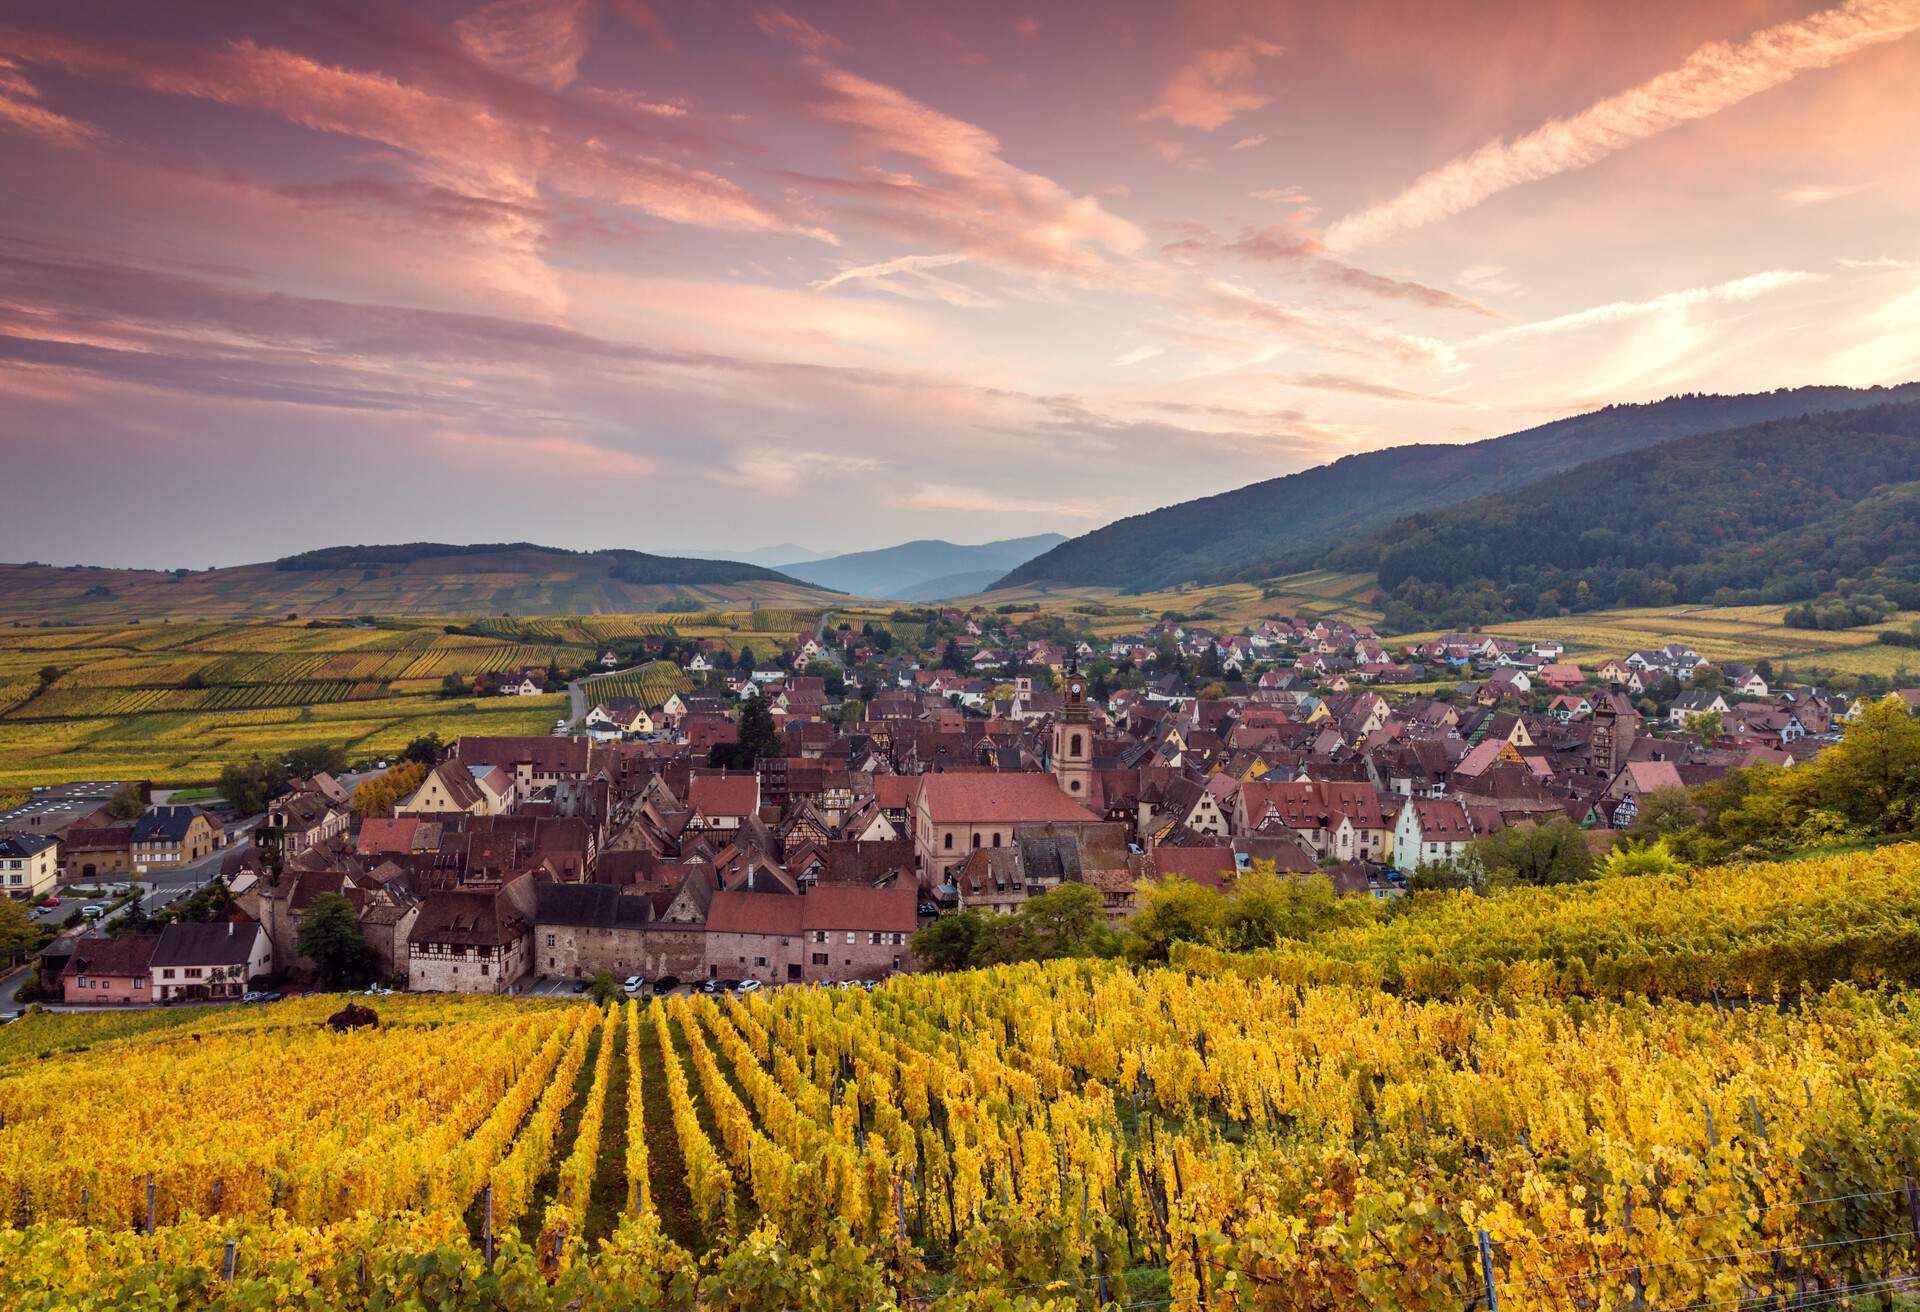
(776, 535), (1068, 600)
(996, 384), (1920, 594)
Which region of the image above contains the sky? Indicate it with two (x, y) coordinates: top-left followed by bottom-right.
(2, 0), (1918, 569)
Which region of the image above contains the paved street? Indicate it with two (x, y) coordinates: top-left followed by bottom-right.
(28, 816), (261, 931)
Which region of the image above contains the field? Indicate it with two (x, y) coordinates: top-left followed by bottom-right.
(960, 570), (1388, 637)
(582, 660), (693, 711)
(0, 619), (587, 789)
(2, 848), (1919, 1309)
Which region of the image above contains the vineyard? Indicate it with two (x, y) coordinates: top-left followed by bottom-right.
(3, 849), (1920, 1309)
(0, 618), (600, 789)
(582, 660), (692, 711)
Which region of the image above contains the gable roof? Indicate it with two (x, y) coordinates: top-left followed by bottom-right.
(915, 772), (1098, 825)
(151, 921), (261, 967)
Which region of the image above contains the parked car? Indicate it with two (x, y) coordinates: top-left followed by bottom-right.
(623, 976), (644, 994)
(651, 976), (680, 996)
(37, 896), (58, 908)
(699, 978), (721, 995)
(81, 904), (105, 919)
(569, 979), (590, 994)
(735, 979), (762, 995)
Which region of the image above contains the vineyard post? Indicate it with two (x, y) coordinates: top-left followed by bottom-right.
(1748, 1096), (1766, 1142)
(145, 1174), (155, 1235)
(1476, 1229), (1499, 1312)
(1623, 1192), (1645, 1311)
(894, 1178), (907, 1246)
(483, 1183), (494, 1264)
(79, 1186), (88, 1219)
(222, 1239), (236, 1282)
(1703, 1103), (1717, 1149)
(1905, 1178), (1920, 1255)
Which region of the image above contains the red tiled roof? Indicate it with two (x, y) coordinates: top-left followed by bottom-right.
(799, 884), (918, 932)
(357, 817), (420, 856)
(914, 772), (1099, 824)
(690, 773), (760, 819)
(706, 890), (802, 936)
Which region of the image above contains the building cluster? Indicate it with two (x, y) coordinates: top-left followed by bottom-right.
(14, 606), (1898, 1006)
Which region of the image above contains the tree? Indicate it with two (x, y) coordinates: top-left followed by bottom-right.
(1626, 786), (1703, 842)
(1596, 837), (1681, 879)
(911, 909), (999, 972)
(351, 760), (427, 816)
(1013, 883), (1116, 961)
(734, 696), (782, 769)
(940, 640), (969, 673)
(1123, 877), (1226, 963)
(439, 673), (468, 699)
(1468, 819), (1595, 889)
(1220, 867), (1374, 949)
(286, 744), (348, 778)
(0, 896), (46, 968)
(36, 663), (61, 690)
(588, 969), (623, 1005)
(1197, 681), (1228, 700)
(1692, 663), (1727, 691)
(218, 755), (288, 814)
(104, 781), (145, 821)
(296, 892), (374, 987)
(1684, 710), (1723, 744)
(400, 734), (444, 767)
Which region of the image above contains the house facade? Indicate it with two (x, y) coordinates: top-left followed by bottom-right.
(0, 832), (59, 900)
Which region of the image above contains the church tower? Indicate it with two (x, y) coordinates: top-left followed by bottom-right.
(1590, 700), (1618, 774)
(1052, 657), (1093, 801)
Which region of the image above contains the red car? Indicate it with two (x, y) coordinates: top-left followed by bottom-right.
(37, 896), (59, 908)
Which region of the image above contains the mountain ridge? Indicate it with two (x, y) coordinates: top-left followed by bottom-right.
(995, 383), (1920, 593)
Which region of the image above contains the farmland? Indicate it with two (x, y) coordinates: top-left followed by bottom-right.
(2, 848), (1919, 1308)
(582, 660), (692, 710)
(0, 619), (593, 790)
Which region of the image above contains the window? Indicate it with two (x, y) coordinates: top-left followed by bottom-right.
(869, 932), (880, 945)
(845, 931), (855, 944)
(545, 934), (555, 947)
(1070, 732), (1083, 756)
(943, 832), (954, 850)
(812, 953), (829, 966)
(971, 833), (981, 849)
(812, 930), (827, 944)
(135, 978), (145, 989)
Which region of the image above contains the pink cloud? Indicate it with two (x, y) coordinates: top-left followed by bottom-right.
(1141, 37), (1284, 131)
(0, 54), (101, 147)
(754, 7), (843, 54)
(456, 0), (600, 90)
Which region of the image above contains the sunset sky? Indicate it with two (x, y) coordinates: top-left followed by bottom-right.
(3, 0), (1918, 568)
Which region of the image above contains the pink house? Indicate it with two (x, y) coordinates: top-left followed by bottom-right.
(63, 934), (160, 1005)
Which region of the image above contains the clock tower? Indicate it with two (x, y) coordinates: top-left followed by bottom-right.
(1052, 657), (1093, 801)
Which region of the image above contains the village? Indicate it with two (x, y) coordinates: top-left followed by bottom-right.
(3, 604), (1889, 1008)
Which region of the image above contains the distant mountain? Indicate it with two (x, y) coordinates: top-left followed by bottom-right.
(779, 534), (1068, 599)
(995, 384), (1920, 592)
(1346, 400), (1920, 630)
(0, 543), (838, 622)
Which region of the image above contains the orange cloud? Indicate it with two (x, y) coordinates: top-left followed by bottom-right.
(1141, 38), (1284, 131)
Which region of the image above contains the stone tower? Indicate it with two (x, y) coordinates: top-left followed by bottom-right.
(1052, 657), (1093, 801)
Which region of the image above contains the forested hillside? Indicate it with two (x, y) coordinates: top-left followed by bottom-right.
(1341, 401), (1920, 630)
(994, 383), (1920, 592)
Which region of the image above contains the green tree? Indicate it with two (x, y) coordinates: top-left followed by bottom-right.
(729, 695), (782, 769)
(1684, 710), (1723, 743)
(1123, 876), (1226, 963)
(218, 755), (287, 814)
(1012, 882), (1116, 960)
(400, 733), (444, 767)
(910, 909), (999, 972)
(438, 673), (468, 699)
(1221, 867), (1375, 948)
(1596, 837), (1682, 878)
(286, 744), (348, 778)
(1625, 786), (1703, 843)
(104, 781), (145, 821)
(296, 892), (374, 987)
(588, 969), (623, 1005)
(1468, 819), (1595, 889)
(0, 896), (47, 967)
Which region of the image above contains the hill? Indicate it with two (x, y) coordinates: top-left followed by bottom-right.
(0, 543), (838, 622)
(1343, 399), (1920, 629)
(995, 383), (1920, 592)
(776, 533), (1066, 599)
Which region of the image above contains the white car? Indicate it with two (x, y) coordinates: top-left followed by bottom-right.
(623, 976), (643, 993)
(81, 904), (106, 919)
(735, 979), (762, 995)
